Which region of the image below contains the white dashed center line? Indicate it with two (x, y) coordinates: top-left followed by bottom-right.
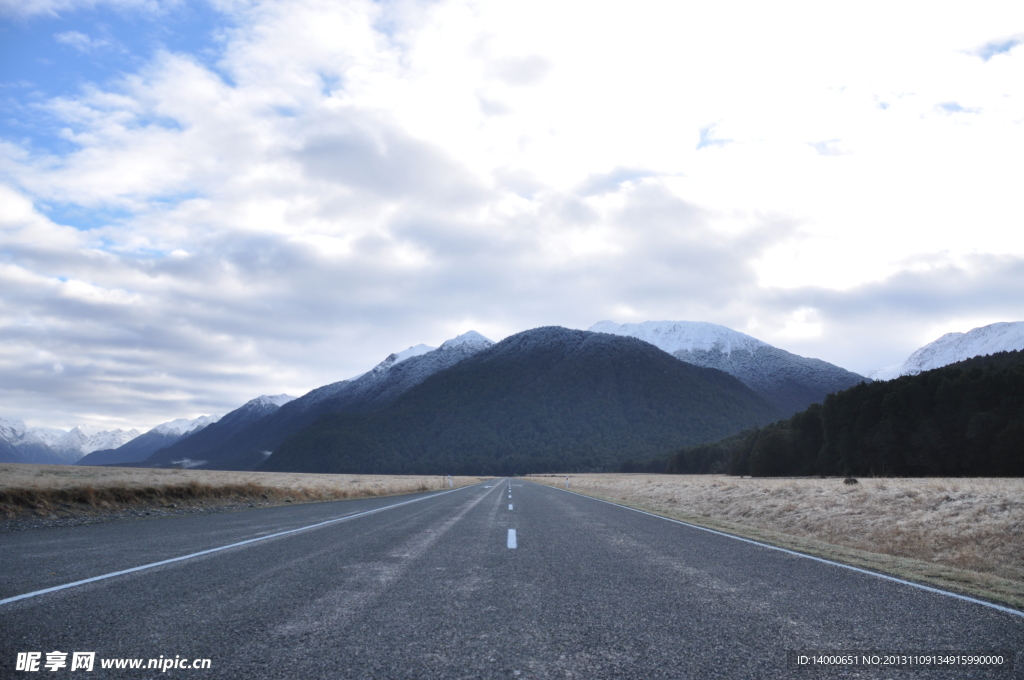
(509, 504), (513, 510)
(507, 529), (517, 549)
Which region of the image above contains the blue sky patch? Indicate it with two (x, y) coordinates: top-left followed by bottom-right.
(696, 124), (731, 150)
(40, 201), (134, 232)
(973, 36), (1022, 61)
(0, 1), (228, 155)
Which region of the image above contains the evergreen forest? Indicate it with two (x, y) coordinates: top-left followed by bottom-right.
(656, 350), (1024, 477)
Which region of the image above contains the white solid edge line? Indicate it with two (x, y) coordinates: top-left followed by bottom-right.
(507, 528), (517, 549)
(544, 483), (1024, 619)
(0, 482), (486, 607)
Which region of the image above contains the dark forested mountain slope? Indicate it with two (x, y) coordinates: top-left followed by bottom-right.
(145, 333), (493, 470)
(671, 349), (1024, 477)
(77, 415), (221, 466)
(78, 430), (193, 466)
(590, 320), (868, 416)
(671, 345), (866, 417)
(143, 395), (294, 469)
(262, 327), (781, 475)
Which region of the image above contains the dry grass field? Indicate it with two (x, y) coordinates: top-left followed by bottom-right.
(0, 463), (485, 518)
(531, 474), (1024, 610)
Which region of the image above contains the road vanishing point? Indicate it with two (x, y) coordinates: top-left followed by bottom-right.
(2, 480), (1021, 678)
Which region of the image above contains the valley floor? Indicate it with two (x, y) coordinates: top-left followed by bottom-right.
(530, 473), (1024, 610)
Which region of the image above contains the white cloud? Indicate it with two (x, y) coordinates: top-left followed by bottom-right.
(2, 0), (1024, 429)
(776, 307), (824, 341)
(54, 30), (111, 51)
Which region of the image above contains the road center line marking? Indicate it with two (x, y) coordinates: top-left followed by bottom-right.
(509, 504), (513, 510)
(507, 529), (517, 549)
(0, 483), (487, 607)
(544, 483), (1024, 619)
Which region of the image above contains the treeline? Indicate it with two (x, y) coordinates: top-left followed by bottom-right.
(650, 350), (1024, 477)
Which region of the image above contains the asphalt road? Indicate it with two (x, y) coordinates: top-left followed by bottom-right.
(1, 480), (1022, 679)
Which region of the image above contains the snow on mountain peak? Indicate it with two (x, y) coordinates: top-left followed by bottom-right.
(0, 416), (26, 429)
(152, 414), (222, 436)
(0, 418), (28, 443)
(2, 420), (66, 448)
(393, 344), (436, 363)
(589, 320), (767, 356)
(56, 425), (141, 455)
(68, 423), (101, 438)
(248, 394), (297, 408)
(343, 335), (489, 386)
(351, 343), (437, 381)
(439, 331), (493, 351)
(869, 321), (1024, 380)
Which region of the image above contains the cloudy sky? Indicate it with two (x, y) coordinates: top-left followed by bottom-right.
(1, 0), (1023, 432)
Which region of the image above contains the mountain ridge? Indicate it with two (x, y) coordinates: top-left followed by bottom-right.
(140, 394), (298, 469)
(76, 414), (222, 466)
(261, 327), (781, 475)
(870, 321), (1024, 380)
(0, 419), (140, 465)
(591, 320), (867, 416)
(143, 333), (494, 470)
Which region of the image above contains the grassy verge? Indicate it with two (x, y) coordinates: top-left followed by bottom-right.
(0, 464), (486, 518)
(529, 473), (1024, 612)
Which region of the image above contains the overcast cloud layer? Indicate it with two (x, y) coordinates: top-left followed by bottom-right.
(2, 0), (1023, 431)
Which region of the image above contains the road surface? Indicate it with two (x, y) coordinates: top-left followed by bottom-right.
(2, 480), (1021, 678)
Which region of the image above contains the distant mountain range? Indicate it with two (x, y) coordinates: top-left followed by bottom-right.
(261, 327), (781, 475)
(75, 415), (222, 466)
(870, 321), (1024, 380)
(0, 420), (141, 465)
(10, 318), (1022, 474)
(138, 395), (296, 469)
(590, 320), (867, 415)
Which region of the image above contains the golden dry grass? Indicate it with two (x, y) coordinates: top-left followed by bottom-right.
(530, 474), (1024, 610)
(0, 463), (486, 518)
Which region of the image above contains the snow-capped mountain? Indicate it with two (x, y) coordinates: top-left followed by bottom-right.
(0, 418), (141, 464)
(870, 321), (1024, 380)
(244, 393), (296, 409)
(262, 326), (781, 475)
(77, 414), (223, 466)
(20, 425), (69, 450)
(238, 394), (296, 412)
(141, 394), (298, 469)
(0, 418), (62, 451)
(288, 332), (491, 414)
(145, 332), (494, 470)
(152, 414), (222, 436)
(590, 320), (767, 356)
(52, 425), (141, 456)
(305, 344), (439, 406)
(341, 344), (436, 383)
(0, 418), (55, 463)
(590, 320), (868, 416)
(440, 331), (491, 349)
